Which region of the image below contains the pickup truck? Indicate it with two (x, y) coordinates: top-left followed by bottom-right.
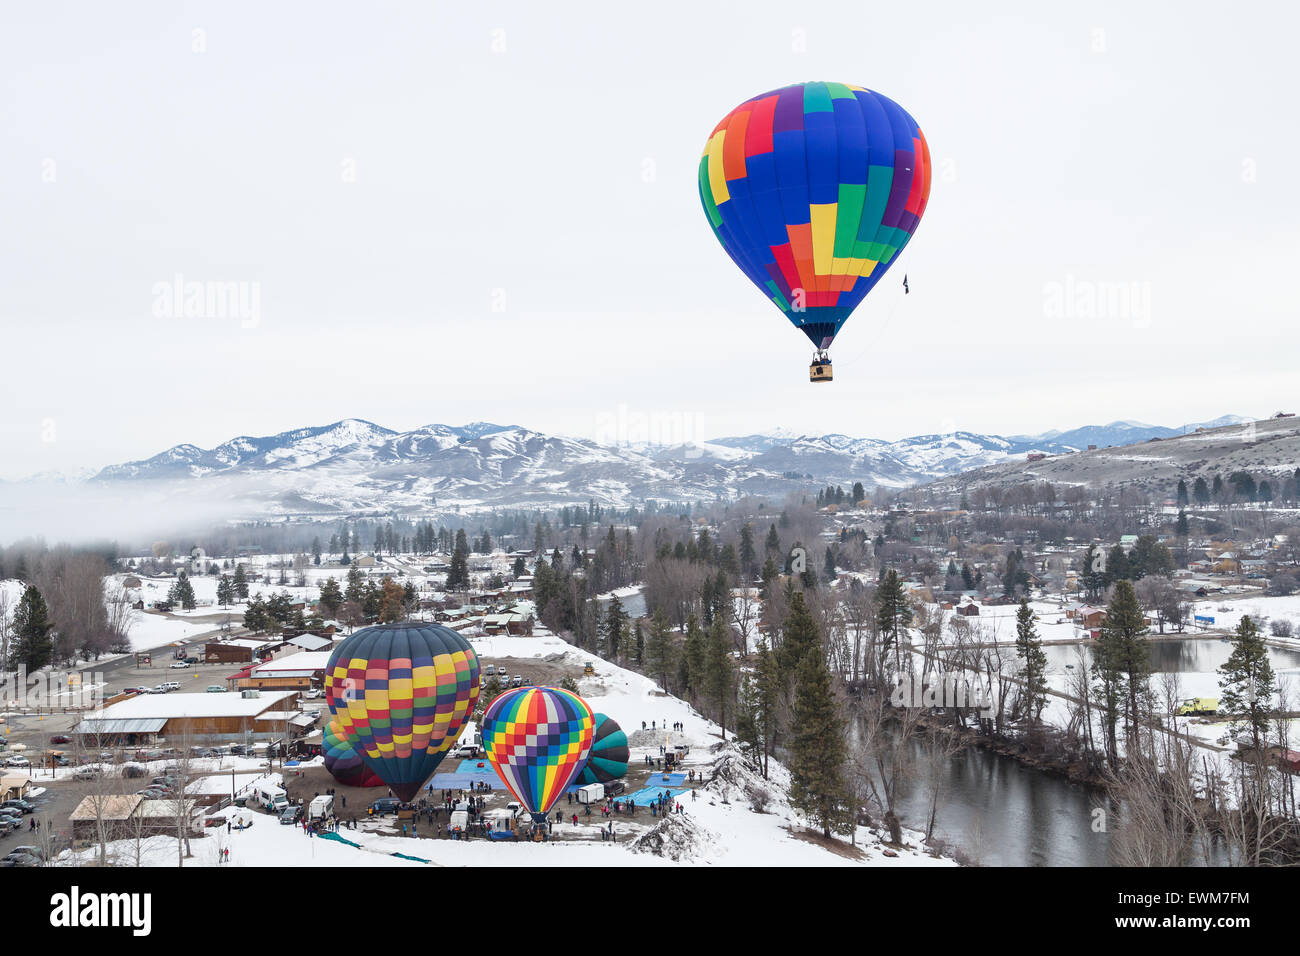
(1175, 697), (1219, 717)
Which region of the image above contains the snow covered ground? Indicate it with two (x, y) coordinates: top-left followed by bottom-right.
(54, 625), (954, 868)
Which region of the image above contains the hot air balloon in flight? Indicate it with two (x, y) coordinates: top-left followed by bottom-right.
(324, 622), (480, 802)
(577, 713), (629, 786)
(482, 686), (595, 823)
(322, 718), (385, 788)
(698, 81), (931, 382)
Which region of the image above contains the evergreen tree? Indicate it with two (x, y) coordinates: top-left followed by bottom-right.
(601, 594), (628, 662)
(243, 597), (269, 634)
(779, 590), (822, 685)
(787, 649), (850, 838)
(1176, 478), (1189, 508)
(703, 617), (735, 739)
(1104, 543), (1131, 585)
(232, 564), (249, 600)
(739, 523), (756, 579)
(169, 571), (196, 611)
(632, 619), (644, 665)
(645, 610), (675, 692)
(1080, 543), (1104, 599)
(764, 524), (780, 556)
(10, 584), (54, 671)
(1193, 475), (1210, 505)
(683, 614), (706, 702)
(318, 577), (344, 618)
(446, 530), (470, 590)
(1015, 599), (1048, 723)
(1218, 615), (1277, 753)
(1093, 580), (1151, 757)
(216, 575), (234, 607)
(875, 570), (912, 673)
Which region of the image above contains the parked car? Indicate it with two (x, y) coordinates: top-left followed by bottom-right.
(512, 675), (523, 687)
(1, 799), (36, 815)
(1, 852), (41, 867)
(122, 764), (147, 778)
(483, 665), (496, 676)
(521, 676), (532, 686)
(304, 687), (323, 699)
(0, 817), (20, 835)
(278, 805), (303, 825)
(603, 780), (626, 796)
(206, 685), (226, 693)
(48, 735), (71, 745)
(3, 756), (30, 768)
(136, 788), (165, 799)
(169, 661), (190, 669)
(161, 682), (181, 691)
(368, 798), (401, 816)
(74, 766), (103, 780)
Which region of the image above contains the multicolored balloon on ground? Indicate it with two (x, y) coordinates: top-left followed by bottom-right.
(324, 622), (480, 802)
(578, 713), (629, 786)
(322, 718), (385, 788)
(698, 82), (931, 354)
(482, 686), (595, 822)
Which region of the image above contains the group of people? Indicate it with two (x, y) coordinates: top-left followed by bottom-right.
(639, 720), (687, 732)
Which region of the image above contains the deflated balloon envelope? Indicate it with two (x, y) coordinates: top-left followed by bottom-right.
(324, 622), (480, 802)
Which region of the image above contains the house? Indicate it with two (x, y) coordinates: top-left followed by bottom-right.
(205, 637), (279, 664)
(0, 771), (33, 801)
(69, 795), (204, 840)
(236, 651), (332, 691)
(955, 603), (980, 617)
(1078, 607), (1107, 629)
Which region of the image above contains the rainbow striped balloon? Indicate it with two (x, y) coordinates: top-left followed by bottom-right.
(482, 686), (595, 821)
(699, 81), (931, 350)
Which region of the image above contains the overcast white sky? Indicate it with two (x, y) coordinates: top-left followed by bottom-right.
(2, 0), (1297, 479)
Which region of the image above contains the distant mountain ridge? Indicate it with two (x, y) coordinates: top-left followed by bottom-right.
(70, 413), (1258, 517)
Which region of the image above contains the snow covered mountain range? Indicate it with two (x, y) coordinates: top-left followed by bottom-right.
(69, 414), (1253, 517)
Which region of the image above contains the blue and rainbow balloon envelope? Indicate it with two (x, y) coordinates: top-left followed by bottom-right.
(699, 81), (931, 350)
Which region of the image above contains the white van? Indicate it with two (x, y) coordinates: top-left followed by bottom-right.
(254, 784), (289, 813)
(308, 794), (334, 821)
